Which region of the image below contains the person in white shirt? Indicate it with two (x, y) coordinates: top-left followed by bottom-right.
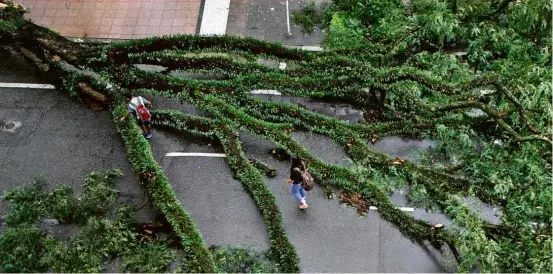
(119, 94), (153, 139)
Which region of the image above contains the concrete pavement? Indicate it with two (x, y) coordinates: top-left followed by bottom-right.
(13, 0), (325, 46)
(15, 0), (201, 38)
(226, 0), (327, 45)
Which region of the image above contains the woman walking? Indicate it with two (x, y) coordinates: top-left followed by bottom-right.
(286, 157), (308, 209)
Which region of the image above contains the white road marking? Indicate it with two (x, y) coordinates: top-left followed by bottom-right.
(369, 206), (415, 212)
(165, 152), (227, 157)
(250, 89), (282, 95)
(289, 45), (323, 51)
(0, 83), (55, 89)
(479, 89), (495, 95)
(285, 0), (291, 35)
(199, 0), (232, 35)
(452, 51), (467, 56)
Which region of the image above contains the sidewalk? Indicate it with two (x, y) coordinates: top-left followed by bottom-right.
(15, 0), (201, 38)
(14, 0), (325, 46)
(226, 0), (327, 46)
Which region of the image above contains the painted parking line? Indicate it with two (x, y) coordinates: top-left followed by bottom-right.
(199, 0), (232, 35)
(165, 152), (227, 157)
(287, 45), (323, 51)
(369, 206), (415, 212)
(250, 89), (282, 95)
(4, 83), (285, 97)
(0, 82), (55, 89)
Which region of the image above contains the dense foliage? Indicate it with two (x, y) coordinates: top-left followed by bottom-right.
(212, 246), (280, 273)
(0, 0), (551, 272)
(0, 170), (178, 272)
(0, 171), (277, 273)
(294, 0), (552, 271)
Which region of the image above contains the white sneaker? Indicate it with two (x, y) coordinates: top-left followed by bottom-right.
(299, 203), (308, 209)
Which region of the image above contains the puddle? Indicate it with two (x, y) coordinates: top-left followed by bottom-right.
(252, 95), (366, 123)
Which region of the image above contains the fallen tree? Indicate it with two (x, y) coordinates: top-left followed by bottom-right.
(1, 0), (550, 272)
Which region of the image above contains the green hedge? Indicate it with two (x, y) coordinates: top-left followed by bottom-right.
(215, 125), (300, 273)
(107, 35), (313, 61)
(111, 102), (216, 273)
(149, 109), (300, 273)
(127, 51), (274, 76)
(184, 92), (453, 250)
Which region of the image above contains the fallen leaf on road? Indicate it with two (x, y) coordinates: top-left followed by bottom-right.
(371, 135), (379, 144)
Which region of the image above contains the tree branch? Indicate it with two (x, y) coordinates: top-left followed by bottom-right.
(493, 82), (545, 135)
(423, 100), (552, 145)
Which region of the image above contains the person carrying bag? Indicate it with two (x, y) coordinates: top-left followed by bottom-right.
(286, 157), (314, 209)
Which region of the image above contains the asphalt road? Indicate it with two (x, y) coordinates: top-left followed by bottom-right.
(0, 51), (153, 230)
(1, 50), (456, 272)
(150, 95), (456, 271)
(239, 132), (454, 272)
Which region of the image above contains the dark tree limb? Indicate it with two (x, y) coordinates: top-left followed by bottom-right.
(421, 100), (553, 145)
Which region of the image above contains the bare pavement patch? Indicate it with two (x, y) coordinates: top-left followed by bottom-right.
(149, 131), (270, 251)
